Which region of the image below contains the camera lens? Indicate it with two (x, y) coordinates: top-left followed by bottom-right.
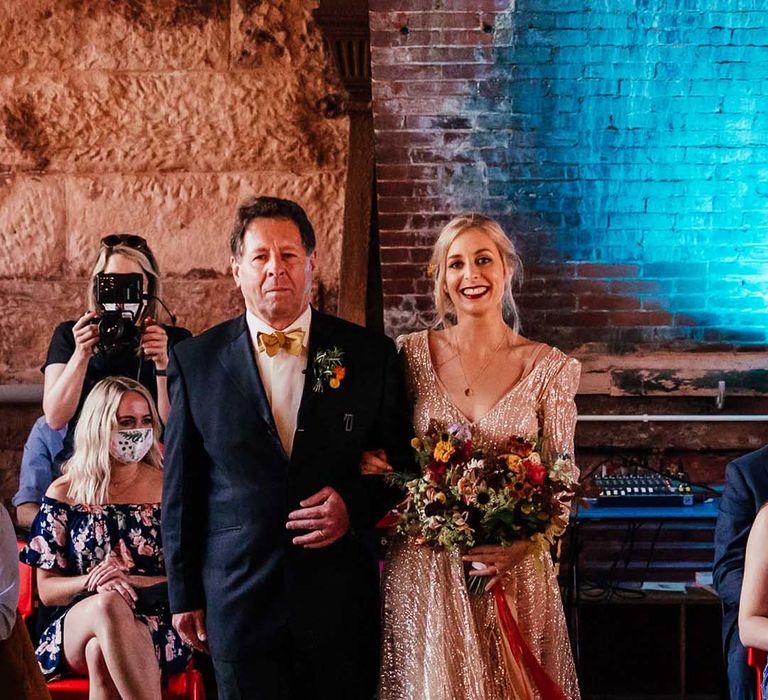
(94, 308), (139, 354)
(98, 315), (127, 340)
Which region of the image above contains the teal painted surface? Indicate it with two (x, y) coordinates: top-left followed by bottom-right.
(460, 1), (768, 343)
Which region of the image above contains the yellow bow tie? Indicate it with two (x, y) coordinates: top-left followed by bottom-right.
(256, 329), (306, 358)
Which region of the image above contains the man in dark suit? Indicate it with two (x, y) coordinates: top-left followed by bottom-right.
(162, 196), (413, 700)
(713, 445), (768, 700)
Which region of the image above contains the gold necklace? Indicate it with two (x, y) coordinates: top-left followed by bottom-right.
(451, 326), (509, 397)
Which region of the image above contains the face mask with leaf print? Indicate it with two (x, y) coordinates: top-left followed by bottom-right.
(109, 428), (153, 464)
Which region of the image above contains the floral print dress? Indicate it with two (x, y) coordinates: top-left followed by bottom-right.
(20, 496), (190, 680)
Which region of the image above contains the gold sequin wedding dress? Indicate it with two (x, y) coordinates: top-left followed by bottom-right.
(379, 331), (581, 700)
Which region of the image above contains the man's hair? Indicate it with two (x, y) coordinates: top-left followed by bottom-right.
(229, 196), (316, 258)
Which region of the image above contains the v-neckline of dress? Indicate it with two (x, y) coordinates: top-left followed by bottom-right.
(422, 330), (554, 426)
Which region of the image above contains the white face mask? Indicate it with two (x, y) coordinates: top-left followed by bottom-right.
(109, 428), (153, 464)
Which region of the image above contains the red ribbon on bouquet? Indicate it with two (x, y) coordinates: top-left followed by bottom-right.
(493, 584), (568, 700)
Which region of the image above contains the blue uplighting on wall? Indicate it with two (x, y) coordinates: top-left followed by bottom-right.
(461, 0), (768, 343)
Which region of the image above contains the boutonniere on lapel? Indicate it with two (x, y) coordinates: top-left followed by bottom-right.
(312, 346), (346, 393)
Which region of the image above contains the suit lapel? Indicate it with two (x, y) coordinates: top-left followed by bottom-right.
(216, 314), (280, 438)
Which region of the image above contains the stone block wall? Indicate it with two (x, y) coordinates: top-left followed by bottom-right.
(0, 0), (349, 507)
(369, 0), (768, 350)
(0, 0), (349, 385)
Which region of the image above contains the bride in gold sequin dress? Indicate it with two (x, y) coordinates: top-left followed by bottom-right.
(363, 214), (581, 700)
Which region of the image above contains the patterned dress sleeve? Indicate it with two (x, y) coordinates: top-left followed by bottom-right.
(20, 498), (72, 572)
(539, 354), (581, 536)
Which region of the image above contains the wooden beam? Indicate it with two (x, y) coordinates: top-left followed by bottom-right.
(575, 350), (768, 396)
(314, 1), (373, 326)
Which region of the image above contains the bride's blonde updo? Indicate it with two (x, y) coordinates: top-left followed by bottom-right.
(429, 213), (523, 333)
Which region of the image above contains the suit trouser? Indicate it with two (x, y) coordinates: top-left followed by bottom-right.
(212, 629), (379, 700)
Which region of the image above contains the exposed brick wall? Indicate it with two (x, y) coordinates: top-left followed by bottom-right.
(370, 0), (768, 351)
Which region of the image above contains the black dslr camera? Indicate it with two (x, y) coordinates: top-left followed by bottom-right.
(92, 273), (145, 354)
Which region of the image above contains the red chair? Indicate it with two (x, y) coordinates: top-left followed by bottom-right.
(17, 542), (205, 700)
(748, 647), (767, 700)
(41, 670), (204, 700)
(16, 540), (34, 621)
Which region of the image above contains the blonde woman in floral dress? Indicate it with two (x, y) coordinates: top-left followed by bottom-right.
(21, 376), (189, 699)
(362, 213), (581, 699)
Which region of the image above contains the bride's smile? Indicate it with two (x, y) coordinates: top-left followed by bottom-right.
(444, 228), (508, 318)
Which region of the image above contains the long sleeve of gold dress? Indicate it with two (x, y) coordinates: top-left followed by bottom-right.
(379, 331), (581, 700)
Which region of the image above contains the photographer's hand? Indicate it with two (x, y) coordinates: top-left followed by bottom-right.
(141, 318), (169, 370)
(72, 311), (100, 361)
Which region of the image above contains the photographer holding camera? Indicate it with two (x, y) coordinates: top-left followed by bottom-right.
(42, 235), (191, 465)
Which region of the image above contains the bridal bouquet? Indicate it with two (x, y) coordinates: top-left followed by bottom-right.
(387, 422), (576, 553)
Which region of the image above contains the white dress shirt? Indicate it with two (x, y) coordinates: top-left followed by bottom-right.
(245, 306), (311, 457)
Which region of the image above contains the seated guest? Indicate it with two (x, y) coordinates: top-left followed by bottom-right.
(0, 503), (50, 699)
(714, 445), (768, 700)
(739, 503), (768, 697)
(12, 417), (67, 530)
(21, 376), (189, 699)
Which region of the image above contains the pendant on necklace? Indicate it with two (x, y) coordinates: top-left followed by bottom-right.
(464, 387), (473, 397)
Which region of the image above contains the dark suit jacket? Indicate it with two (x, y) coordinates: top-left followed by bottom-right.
(713, 444), (768, 694)
(161, 310), (413, 662)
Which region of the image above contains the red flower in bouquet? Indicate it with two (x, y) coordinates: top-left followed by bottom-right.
(508, 436), (534, 458)
(525, 460), (546, 486)
(427, 460), (447, 479)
